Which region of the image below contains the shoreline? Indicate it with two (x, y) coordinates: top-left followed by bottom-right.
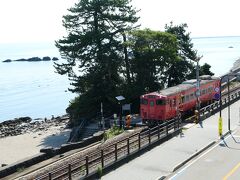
(0, 115), (71, 166)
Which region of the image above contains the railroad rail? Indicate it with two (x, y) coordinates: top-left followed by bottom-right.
(34, 118), (181, 180)
(23, 84), (240, 180)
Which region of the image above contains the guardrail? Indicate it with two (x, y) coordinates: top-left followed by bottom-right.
(185, 86), (240, 122)
(35, 118), (181, 180)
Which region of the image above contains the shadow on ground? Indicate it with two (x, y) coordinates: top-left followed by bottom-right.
(37, 129), (71, 148)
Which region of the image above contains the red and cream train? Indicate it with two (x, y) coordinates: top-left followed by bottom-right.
(140, 75), (220, 124)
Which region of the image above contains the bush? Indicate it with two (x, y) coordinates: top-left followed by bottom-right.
(97, 166), (103, 178)
(105, 125), (124, 139)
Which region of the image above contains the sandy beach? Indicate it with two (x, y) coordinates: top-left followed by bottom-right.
(0, 119), (71, 166)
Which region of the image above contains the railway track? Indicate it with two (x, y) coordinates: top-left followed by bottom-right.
(16, 83), (240, 180)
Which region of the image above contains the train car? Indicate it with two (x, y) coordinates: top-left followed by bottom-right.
(140, 75), (220, 124)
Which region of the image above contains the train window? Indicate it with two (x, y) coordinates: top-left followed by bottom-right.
(150, 101), (154, 106)
(186, 95), (189, 102)
(172, 99), (176, 106)
(181, 96), (185, 103)
(190, 93), (194, 100)
(156, 99), (166, 105)
(202, 89), (206, 95)
(208, 87), (213, 93)
(140, 98), (148, 105)
(148, 95), (156, 98)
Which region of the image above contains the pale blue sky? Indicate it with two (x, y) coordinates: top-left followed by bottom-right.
(0, 0), (239, 43)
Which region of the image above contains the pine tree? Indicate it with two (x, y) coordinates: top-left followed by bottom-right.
(55, 0), (139, 121)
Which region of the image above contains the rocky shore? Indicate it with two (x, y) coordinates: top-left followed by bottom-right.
(0, 115), (70, 138)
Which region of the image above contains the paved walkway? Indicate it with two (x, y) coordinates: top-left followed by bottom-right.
(102, 100), (240, 180)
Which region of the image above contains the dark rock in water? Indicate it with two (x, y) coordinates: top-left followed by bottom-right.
(228, 46), (234, 48)
(2, 59), (12, 63)
(15, 57), (41, 62)
(15, 58), (27, 62)
(42, 56), (51, 61)
(52, 57), (59, 61)
(27, 57), (42, 62)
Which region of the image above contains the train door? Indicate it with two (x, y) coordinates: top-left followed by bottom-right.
(168, 97), (176, 119)
(148, 99), (155, 119)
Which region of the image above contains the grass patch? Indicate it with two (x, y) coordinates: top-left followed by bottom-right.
(16, 167), (25, 173)
(104, 125), (124, 139)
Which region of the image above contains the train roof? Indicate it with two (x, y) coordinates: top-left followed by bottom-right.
(142, 76), (220, 97)
(160, 77), (219, 96)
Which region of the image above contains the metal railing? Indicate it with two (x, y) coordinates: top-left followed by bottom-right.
(36, 118), (181, 180)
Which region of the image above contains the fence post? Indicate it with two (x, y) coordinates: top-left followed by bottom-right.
(158, 123), (160, 139)
(101, 150), (104, 168)
(115, 143), (118, 161)
(86, 156), (89, 175)
(148, 128), (151, 144)
(49, 173), (52, 180)
(127, 138), (130, 155)
(68, 164), (72, 180)
(138, 133), (141, 150)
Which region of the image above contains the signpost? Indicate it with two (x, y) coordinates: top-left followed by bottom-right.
(218, 117), (222, 137)
(115, 96), (125, 128)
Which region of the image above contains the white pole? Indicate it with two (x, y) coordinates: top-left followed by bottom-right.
(101, 102), (105, 131)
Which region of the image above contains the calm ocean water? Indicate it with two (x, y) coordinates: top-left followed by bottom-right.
(0, 42), (76, 122)
(0, 37), (240, 122)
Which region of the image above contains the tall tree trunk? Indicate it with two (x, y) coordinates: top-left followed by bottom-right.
(122, 33), (131, 85)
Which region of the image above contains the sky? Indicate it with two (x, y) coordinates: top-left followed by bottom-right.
(0, 0), (239, 44)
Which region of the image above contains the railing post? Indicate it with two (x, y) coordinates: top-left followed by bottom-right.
(115, 143), (118, 161)
(101, 150), (104, 168)
(86, 156), (89, 175)
(148, 128), (151, 144)
(68, 164), (72, 180)
(138, 133), (141, 150)
(127, 138), (130, 155)
(49, 173), (52, 180)
(158, 124), (160, 139)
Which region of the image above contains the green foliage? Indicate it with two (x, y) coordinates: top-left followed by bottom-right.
(55, 0), (139, 121)
(97, 166), (103, 178)
(55, 0), (206, 122)
(200, 63), (214, 76)
(105, 125), (124, 139)
(165, 22), (197, 86)
(17, 167), (25, 173)
(129, 29), (178, 92)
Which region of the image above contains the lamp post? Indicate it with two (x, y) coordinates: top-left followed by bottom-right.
(192, 55), (202, 122)
(115, 96), (125, 129)
(196, 57), (201, 122)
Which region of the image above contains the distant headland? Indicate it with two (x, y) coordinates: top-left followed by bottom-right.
(2, 56), (59, 63)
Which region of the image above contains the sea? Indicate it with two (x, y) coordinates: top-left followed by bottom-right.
(0, 36), (240, 122)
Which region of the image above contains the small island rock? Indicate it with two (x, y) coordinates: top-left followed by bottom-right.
(52, 57), (59, 61)
(2, 59), (12, 63)
(42, 56), (51, 61)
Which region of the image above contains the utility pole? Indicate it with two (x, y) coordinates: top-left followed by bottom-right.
(101, 102), (105, 132)
(195, 56), (202, 122)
